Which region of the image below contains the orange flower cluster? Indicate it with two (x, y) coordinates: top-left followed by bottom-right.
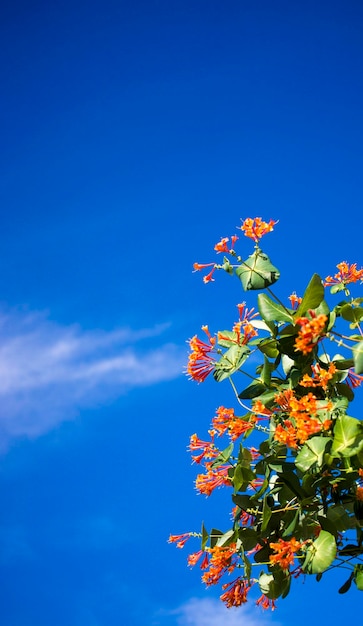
(324, 261), (363, 286)
(201, 544), (237, 586)
(195, 462), (231, 496)
(299, 363), (337, 390)
(214, 235), (238, 253)
(269, 537), (302, 570)
(220, 577), (251, 607)
(240, 217), (277, 243)
(356, 486), (363, 502)
(273, 389), (332, 448)
(188, 433), (218, 464)
(212, 406), (256, 441)
(218, 303), (259, 347)
(294, 313), (328, 355)
(187, 326), (216, 382)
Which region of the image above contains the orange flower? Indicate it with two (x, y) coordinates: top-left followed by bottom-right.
(347, 369), (363, 389)
(288, 292), (302, 309)
(256, 594), (276, 610)
(201, 544), (237, 586)
(237, 302), (259, 323)
(299, 363), (336, 390)
(324, 261), (363, 286)
(240, 217), (277, 243)
(273, 389), (331, 447)
(195, 462), (231, 496)
(274, 420), (298, 448)
(212, 406), (256, 440)
(356, 486), (363, 502)
(186, 326), (216, 382)
(188, 433), (218, 464)
(187, 550), (209, 569)
(192, 262), (217, 283)
(252, 399), (272, 417)
(294, 313), (327, 355)
(168, 532), (192, 549)
(269, 537), (302, 571)
(232, 320), (258, 345)
(220, 577), (251, 607)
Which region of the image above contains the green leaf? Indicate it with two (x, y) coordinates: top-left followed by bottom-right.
(233, 464), (255, 492)
(354, 564), (363, 591)
(331, 414), (363, 458)
(238, 528), (259, 551)
(210, 528), (223, 548)
(232, 494), (255, 511)
(353, 341), (363, 375)
(216, 529), (236, 547)
(258, 293), (293, 323)
(258, 570), (291, 600)
(213, 344), (249, 381)
(201, 522), (209, 551)
(340, 304), (363, 324)
(335, 382), (355, 402)
(261, 497), (272, 532)
(295, 437), (330, 472)
(327, 505), (353, 533)
(258, 338), (279, 358)
(238, 382), (266, 399)
(303, 530), (337, 574)
(236, 250), (280, 291)
(295, 274), (325, 317)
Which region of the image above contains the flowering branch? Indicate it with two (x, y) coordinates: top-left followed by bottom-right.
(169, 217), (363, 611)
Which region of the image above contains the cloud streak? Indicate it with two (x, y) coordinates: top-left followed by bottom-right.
(0, 308), (184, 446)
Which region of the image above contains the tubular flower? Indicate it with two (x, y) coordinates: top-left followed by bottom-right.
(220, 578), (251, 608)
(212, 406), (257, 440)
(187, 550), (209, 569)
(347, 369), (363, 389)
(187, 326), (216, 382)
(288, 292), (302, 309)
(274, 420), (299, 448)
(195, 462), (231, 496)
(201, 544), (237, 586)
(256, 594), (276, 611)
(299, 363), (337, 390)
(192, 262), (217, 284)
(232, 320), (258, 345)
(231, 505), (255, 527)
(324, 261), (363, 286)
(269, 537), (302, 571)
(252, 399), (273, 417)
(294, 313), (328, 355)
(237, 302), (259, 324)
(188, 433), (218, 464)
(240, 217), (278, 243)
(168, 532), (193, 549)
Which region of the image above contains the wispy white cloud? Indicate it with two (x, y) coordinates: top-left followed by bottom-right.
(0, 308), (184, 447)
(164, 597), (279, 626)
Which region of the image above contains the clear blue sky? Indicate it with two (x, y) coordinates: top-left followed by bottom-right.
(1, 1), (363, 624)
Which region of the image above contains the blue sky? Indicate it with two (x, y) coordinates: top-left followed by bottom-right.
(1, 0), (363, 624)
